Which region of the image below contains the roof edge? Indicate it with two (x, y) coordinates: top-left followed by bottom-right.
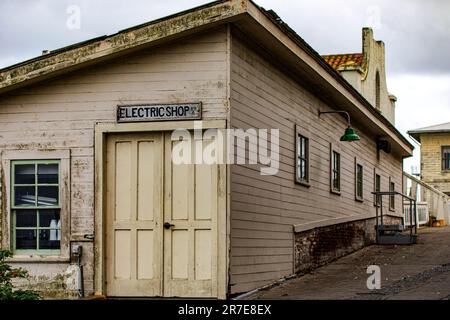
(408, 129), (450, 134)
(0, 0), (246, 93)
(0, 0), (413, 155)
(408, 128), (450, 143)
(249, 4), (413, 154)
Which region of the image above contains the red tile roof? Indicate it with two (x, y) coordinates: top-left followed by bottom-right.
(322, 53), (363, 70)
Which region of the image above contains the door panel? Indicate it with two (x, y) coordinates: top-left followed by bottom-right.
(163, 135), (218, 297)
(106, 133), (163, 297)
(137, 141), (156, 221)
(105, 131), (218, 297)
(115, 142), (132, 221)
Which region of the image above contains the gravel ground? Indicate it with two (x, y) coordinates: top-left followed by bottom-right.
(246, 227), (450, 300)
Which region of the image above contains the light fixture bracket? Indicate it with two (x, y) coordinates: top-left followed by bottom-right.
(318, 110), (360, 142)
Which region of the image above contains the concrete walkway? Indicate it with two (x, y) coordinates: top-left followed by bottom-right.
(247, 227), (450, 300)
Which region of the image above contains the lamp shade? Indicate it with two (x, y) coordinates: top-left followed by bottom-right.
(340, 127), (360, 142)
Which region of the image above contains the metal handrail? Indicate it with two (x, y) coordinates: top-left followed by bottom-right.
(371, 191), (415, 201)
(372, 191), (418, 243)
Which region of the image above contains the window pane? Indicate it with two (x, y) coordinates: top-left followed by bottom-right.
(332, 151), (340, 190)
(333, 152), (340, 171)
(390, 182), (395, 208)
(299, 162), (303, 180)
(14, 186), (36, 206)
(39, 229), (60, 250)
(37, 186), (59, 206)
(333, 152), (336, 169)
(14, 164), (35, 184)
(38, 164), (58, 184)
(301, 137), (306, 157)
(443, 147), (450, 170)
(357, 165), (363, 198)
(16, 229), (37, 250)
(375, 175), (381, 204)
(16, 210), (37, 227)
(39, 210), (60, 229)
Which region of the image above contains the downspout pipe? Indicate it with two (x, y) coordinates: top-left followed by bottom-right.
(71, 245), (85, 298)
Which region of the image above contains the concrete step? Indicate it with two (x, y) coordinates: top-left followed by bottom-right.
(376, 224), (404, 232)
(377, 234), (417, 245)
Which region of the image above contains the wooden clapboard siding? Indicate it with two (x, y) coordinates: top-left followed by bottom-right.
(229, 31), (403, 294)
(0, 27), (228, 293)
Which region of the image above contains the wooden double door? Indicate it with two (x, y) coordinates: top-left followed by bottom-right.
(105, 132), (218, 297)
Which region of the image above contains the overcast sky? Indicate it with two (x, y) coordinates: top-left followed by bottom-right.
(1, 0), (450, 173)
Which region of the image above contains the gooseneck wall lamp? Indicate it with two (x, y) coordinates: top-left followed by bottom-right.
(318, 110), (361, 142)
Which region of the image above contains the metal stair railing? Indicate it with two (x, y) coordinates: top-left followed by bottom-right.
(372, 191), (418, 244)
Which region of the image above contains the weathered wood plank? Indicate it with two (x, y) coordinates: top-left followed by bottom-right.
(228, 32), (403, 294)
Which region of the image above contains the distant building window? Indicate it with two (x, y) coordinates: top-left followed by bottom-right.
(389, 179), (395, 210)
(374, 173), (381, 206)
(442, 146), (450, 170)
(296, 134), (309, 184)
(11, 160), (61, 254)
(332, 151), (341, 192)
(375, 71), (381, 111)
(356, 163), (363, 201)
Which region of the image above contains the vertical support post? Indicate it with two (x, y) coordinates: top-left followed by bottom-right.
(380, 195), (384, 227)
(414, 200), (418, 235)
(375, 193), (379, 244)
(409, 199), (413, 237)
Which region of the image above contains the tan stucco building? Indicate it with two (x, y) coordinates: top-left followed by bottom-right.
(323, 28), (397, 125)
(409, 122), (450, 196)
(0, 0), (412, 298)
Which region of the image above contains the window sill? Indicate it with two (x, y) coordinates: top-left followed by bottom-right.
(7, 255), (70, 263)
(330, 189), (341, 195)
(295, 180), (310, 188)
(355, 197), (364, 203)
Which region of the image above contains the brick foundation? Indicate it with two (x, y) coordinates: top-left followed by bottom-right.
(294, 216), (402, 274)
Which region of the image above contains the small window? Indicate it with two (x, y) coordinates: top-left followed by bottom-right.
(374, 173), (381, 206)
(389, 179), (395, 210)
(296, 134), (309, 184)
(442, 146), (450, 170)
(356, 163), (363, 201)
(331, 151), (341, 192)
(12, 160), (61, 254)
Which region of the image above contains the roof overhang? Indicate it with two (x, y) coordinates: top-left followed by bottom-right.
(407, 129), (450, 144)
(0, 0), (413, 157)
(0, 0), (247, 94)
(407, 131), (421, 143)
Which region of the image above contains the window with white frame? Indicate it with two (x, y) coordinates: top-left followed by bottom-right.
(296, 134), (309, 184)
(374, 173), (381, 206)
(389, 179), (395, 210)
(11, 160), (61, 254)
(331, 151), (341, 192)
(442, 146), (450, 171)
(355, 163), (363, 201)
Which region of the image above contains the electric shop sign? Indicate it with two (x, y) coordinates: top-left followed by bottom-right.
(117, 103), (201, 122)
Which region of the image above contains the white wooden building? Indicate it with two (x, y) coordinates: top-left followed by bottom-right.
(0, 0), (413, 298)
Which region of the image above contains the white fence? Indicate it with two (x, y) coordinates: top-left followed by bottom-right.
(403, 201), (429, 226)
(403, 172), (450, 226)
